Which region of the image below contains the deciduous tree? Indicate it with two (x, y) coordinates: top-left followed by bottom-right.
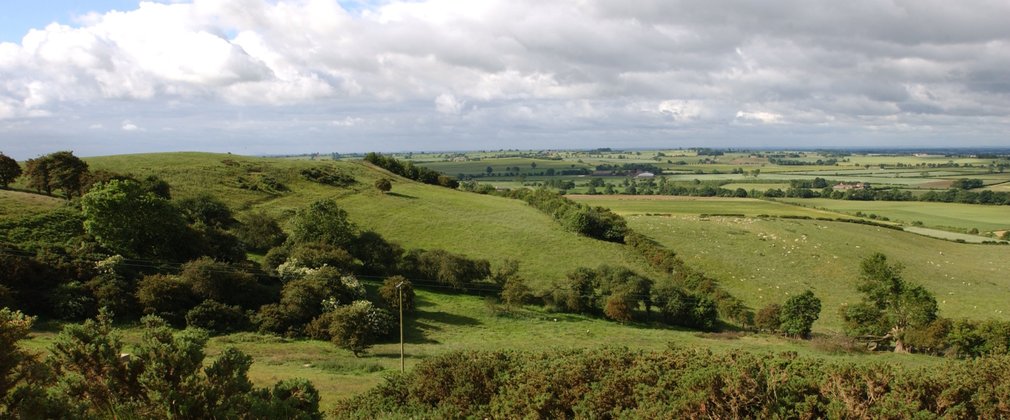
(841, 253), (938, 352)
(0, 153), (20, 188)
(780, 290), (821, 338)
(82, 179), (194, 259)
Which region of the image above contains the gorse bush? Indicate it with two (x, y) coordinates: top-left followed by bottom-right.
(335, 347), (1010, 419)
(0, 309), (322, 419)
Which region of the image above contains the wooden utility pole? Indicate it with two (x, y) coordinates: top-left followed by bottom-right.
(397, 281), (404, 372)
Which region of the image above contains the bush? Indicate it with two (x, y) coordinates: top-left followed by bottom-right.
(401, 249), (491, 289)
(349, 231), (403, 276)
(234, 211), (286, 253)
(288, 242), (358, 272)
(186, 300), (251, 335)
(136, 274), (199, 327)
(327, 301), (394, 356)
(755, 304), (782, 333)
(379, 276), (415, 314)
(374, 178), (392, 192)
(262, 246), (290, 274)
(255, 267), (360, 336)
(181, 257), (265, 309)
(603, 293), (634, 323)
(500, 277), (532, 308)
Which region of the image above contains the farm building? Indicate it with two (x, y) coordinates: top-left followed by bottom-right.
(833, 182), (869, 190)
(635, 172), (656, 178)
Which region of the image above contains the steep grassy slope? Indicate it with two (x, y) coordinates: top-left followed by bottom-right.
(629, 215), (1010, 331)
(80, 152), (651, 286)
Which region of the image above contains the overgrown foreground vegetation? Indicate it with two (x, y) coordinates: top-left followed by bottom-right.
(1, 308), (322, 419)
(336, 346), (1010, 419)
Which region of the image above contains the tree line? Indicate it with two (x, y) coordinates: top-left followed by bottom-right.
(364, 152), (459, 188)
(577, 176), (1010, 205)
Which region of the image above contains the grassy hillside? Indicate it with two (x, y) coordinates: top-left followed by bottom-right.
(0, 189), (64, 218)
(80, 152), (651, 286)
(628, 215), (1010, 331)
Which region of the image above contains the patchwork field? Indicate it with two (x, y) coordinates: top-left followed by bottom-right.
(778, 198), (1010, 233)
(568, 195), (846, 218)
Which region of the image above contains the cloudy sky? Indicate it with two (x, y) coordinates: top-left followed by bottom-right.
(1, 0), (1009, 159)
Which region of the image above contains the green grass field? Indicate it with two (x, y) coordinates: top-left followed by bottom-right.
(568, 195), (847, 218)
(720, 183), (791, 192)
(628, 215), (1010, 331)
(778, 198), (1010, 232)
(0, 189), (65, 218)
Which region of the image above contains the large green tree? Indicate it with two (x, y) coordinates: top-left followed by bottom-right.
(288, 199), (357, 248)
(0, 153), (21, 188)
(47, 151), (89, 198)
(780, 290), (821, 338)
(23, 157), (52, 195)
(841, 253), (938, 352)
(23, 151), (90, 198)
(81, 179), (193, 259)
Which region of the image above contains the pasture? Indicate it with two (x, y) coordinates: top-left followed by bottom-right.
(628, 214), (1010, 331)
(568, 195), (844, 218)
(0, 189), (64, 218)
(778, 198), (1010, 233)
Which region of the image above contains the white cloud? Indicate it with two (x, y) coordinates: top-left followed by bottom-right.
(734, 111), (782, 124)
(121, 120), (139, 131)
(657, 100), (706, 121)
(331, 116), (363, 127)
(434, 93), (464, 114)
(0, 0), (1009, 157)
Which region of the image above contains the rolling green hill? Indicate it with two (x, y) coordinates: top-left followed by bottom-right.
(9, 151), (1004, 413)
(79, 152), (653, 286)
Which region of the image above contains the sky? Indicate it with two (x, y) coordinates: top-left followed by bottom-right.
(1, 0), (1009, 159)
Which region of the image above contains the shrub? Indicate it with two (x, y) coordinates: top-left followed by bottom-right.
(401, 249), (491, 289)
(374, 178), (392, 193)
(262, 246), (290, 274)
(328, 301), (394, 356)
(186, 300), (251, 335)
(755, 304), (782, 333)
(378, 276), (415, 314)
(288, 242), (358, 272)
(500, 277), (532, 308)
(603, 293), (634, 323)
(136, 274), (198, 327)
(234, 212), (286, 253)
(181, 257), (264, 309)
